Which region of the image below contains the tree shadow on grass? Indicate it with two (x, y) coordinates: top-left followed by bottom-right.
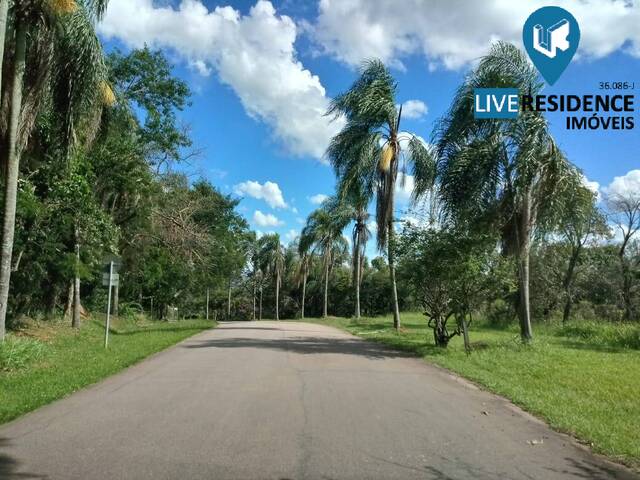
(0, 438), (48, 479)
(184, 335), (418, 360)
(89, 320), (211, 336)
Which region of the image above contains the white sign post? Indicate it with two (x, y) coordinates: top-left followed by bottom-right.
(102, 255), (122, 349)
(104, 261), (114, 348)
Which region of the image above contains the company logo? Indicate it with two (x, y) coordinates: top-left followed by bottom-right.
(473, 88), (519, 119)
(523, 6), (580, 85)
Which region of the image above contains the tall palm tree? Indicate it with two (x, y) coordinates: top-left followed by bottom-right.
(430, 42), (577, 341)
(295, 238), (312, 319)
(301, 197), (350, 318)
(259, 233), (284, 320)
(0, 0), (111, 340)
(327, 59), (433, 330)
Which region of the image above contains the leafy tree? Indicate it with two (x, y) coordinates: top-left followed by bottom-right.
(605, 186), (640, 320)
(0, 0), (110, 338)
(433, 42), (578, 341)
(398, 227), (499, 348)
(327, 59), (434, 330)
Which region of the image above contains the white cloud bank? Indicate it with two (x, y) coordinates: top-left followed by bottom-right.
(99, 0), (343, 159)
(253, 210), (284, 227)
(234, 180), (287, 209)
(603, 169), (640, 200)
(313, 0), (640, 69)
(309, 193), (329, 205)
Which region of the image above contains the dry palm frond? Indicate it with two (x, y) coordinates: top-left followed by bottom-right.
(379, 143), (393, 172)
(49, 0), (78, 15)
(100, 81), (116, 107)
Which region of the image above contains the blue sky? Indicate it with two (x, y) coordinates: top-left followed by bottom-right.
(98, 0), (640, 250)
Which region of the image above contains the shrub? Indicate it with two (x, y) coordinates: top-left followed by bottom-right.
(0, 336), (48, 372)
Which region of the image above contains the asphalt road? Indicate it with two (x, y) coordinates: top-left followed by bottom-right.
(1, 321), (637, 480)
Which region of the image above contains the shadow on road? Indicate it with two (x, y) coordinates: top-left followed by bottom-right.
(184, 336), (416, 359)
(0, 438), (48, 479)
(545, 457), (639, 480)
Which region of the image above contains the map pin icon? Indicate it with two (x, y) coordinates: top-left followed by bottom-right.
(523, 6), (580, 86)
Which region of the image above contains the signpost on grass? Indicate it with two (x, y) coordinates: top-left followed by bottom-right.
(102, 255), (122, 348)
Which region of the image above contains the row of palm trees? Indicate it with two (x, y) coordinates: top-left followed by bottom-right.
(296, 43), (576, 340)
(0, 0), (113, 341)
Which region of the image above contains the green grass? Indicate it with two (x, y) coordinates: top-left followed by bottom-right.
(0, 316), (213, 425)
(300, 313), (640, 469)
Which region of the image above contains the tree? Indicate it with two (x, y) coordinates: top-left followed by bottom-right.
(605, 185), (640, 321)
(296, 240), (312, 319)
(555, 186), (609, 322)
(398, 227), (498, 348)
(432, 42), (577, 341)
(301, 198), (350, 318)
(0, 0), (110, 340)
(259, 234), (284, 320)
(327, 59), (434, 330)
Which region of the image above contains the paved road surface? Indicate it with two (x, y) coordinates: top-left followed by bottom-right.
(1, 321), (637, 479)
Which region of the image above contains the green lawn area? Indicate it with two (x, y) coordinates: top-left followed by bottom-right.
(301, 313), (640, 469)
(0, 316), (213, 425)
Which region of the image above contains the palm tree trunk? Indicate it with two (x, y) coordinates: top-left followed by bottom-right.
(0, 22), (27, 341)
(562, 247), (580, 324)
(227, 278), (232, 320)
(517, 193), (534, 341)
(323, 255), (329, 318)
(0, 0), (9, 92)
(259, 284), (263, 320)
(388, 222), (401, 330)
(301, 269), (306, 319)
(72, 227), (81, 328)
(252, 277), (256, 320)
(354, 245), (361, 319)
(275, 272), (280, 321)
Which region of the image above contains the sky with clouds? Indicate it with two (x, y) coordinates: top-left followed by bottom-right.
(98, 0), (640, 252)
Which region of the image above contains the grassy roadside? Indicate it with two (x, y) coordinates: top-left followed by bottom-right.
(300, 314), (640, 469)
(0, 316), (214, 425)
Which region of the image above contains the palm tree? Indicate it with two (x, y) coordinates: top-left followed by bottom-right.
(327, 59), (433, 330)
(301, 198), (350, 318)
(431, 42), (577, 341)
(0, 0), (111, 339)
(259, 233), (284, 320)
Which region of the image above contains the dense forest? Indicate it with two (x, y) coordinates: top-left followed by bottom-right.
(0, 2), (638, 347)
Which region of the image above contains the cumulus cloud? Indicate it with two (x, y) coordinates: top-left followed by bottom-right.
(400, 99), (428, 119)
(234, 180), (288, 209)
(581, 174), (601, 202)
(99, 0), (343, 159)
(285, 229), (299, 242)
(313, 0), (640, 69)
(603, 169), (640, 200)
(309, 193), (329, 205)
(395, 173), (415, 204)
(253, 210), (284, 227)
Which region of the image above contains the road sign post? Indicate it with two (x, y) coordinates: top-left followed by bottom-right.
(102, 255), (122, 349)
(104, 261), (113, 348)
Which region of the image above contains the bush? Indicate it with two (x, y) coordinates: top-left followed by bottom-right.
(554, 321), (640, 350)
(0, 336), (48, 372)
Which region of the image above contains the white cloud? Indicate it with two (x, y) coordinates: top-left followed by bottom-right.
(285, 229), (299, 243)
(253, 210), (284, 227)
(309, 193), (329, 205)
(581, 174), (601, 202)
(395, 173), (415, 204)
(603, 169), (640, 200)
(313, 0), (640, 70)
(99, 0), (343, 159)
(400, 99), (428, 120)
(234, 180), (288, 209)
